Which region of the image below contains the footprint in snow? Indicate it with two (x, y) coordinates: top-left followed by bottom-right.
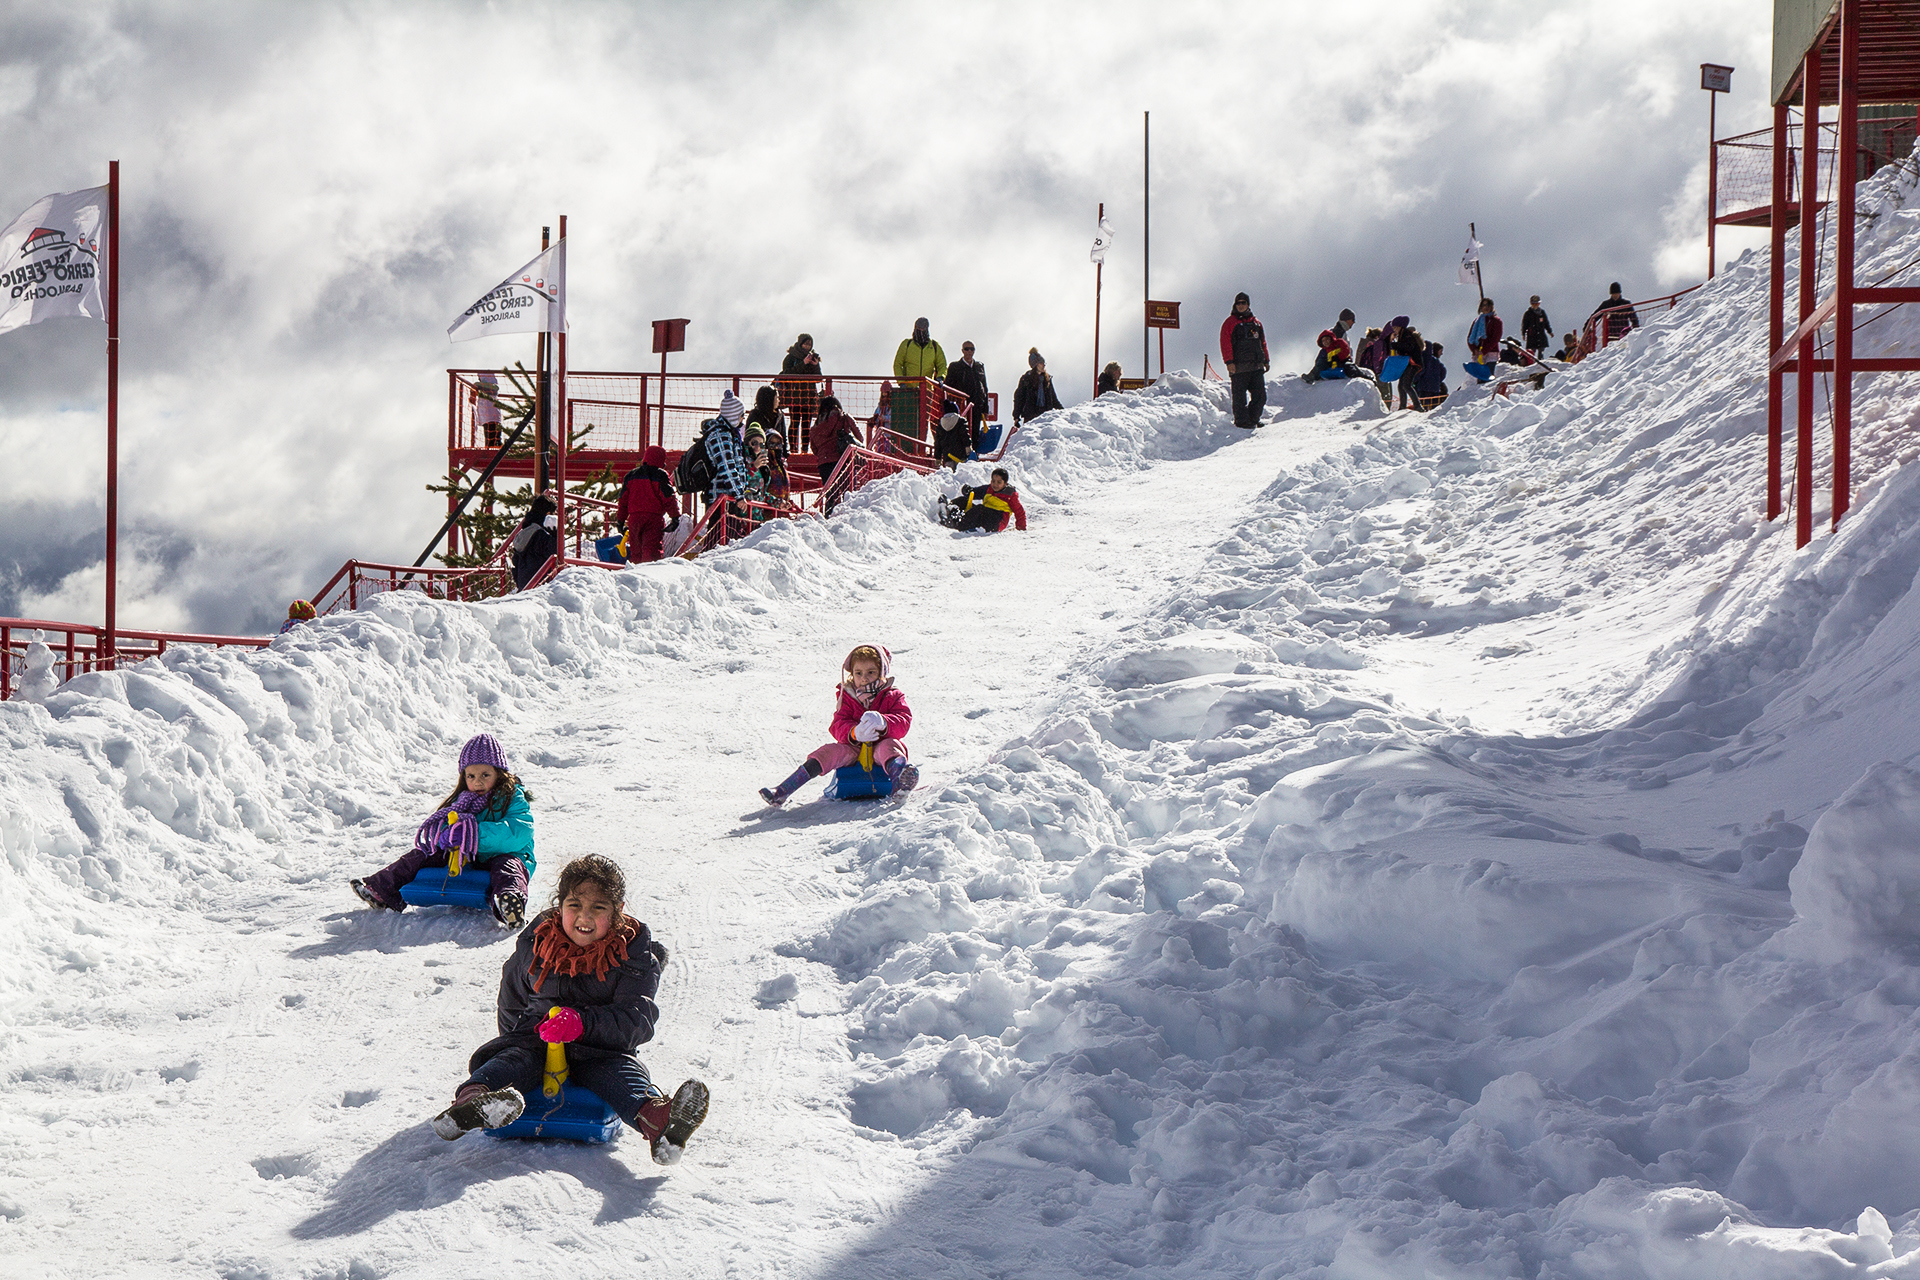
(755, 975), (799, 1008)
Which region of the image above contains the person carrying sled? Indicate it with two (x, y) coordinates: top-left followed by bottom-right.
(759, 644), (920, 807)
(1521, 296), (1553, 358)
(1467, 298), (1503, 371)
(429, 854), (710, 1166)
(510, 493), (558, 590)
(942, 467), (1028, 533)
(1589, 282), (1640, 342)
(1219, 292), (1270, 429)
(351, 733), (535, 927)
(614, 445), (681, 563)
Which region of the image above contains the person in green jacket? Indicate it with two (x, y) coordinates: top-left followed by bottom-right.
(891, 318), (948, 450)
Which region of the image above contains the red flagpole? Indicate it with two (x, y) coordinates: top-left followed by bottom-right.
(105, 160), (119, 662)
(555, 214), (568, 559)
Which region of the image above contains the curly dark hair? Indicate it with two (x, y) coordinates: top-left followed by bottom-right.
(549, 855), (627, 917)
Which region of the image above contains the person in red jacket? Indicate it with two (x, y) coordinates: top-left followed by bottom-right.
(613, 445), (681, 563)
(942, 468), (1028, 533)
(1219, 292), (1270, 429)
(759, 644), (919, 806)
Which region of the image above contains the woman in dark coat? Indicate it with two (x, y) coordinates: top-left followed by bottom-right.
(1013, 349), (1064, 427)
(510, 493), (558, 590)
(431, 855), (710, 1165)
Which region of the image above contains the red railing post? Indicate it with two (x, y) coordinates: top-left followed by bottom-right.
(1797, 43), (1822, 549)
(1833, 0), (1858, 530)
(1768, 99), (1789, 522)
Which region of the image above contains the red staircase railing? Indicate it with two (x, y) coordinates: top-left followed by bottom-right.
(1, 618), (269, 702)
(1576, 284), (1704, 359)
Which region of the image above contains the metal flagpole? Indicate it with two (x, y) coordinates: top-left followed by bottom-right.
(1094, 201), (1103, 396)
(555, 214), (568, 559)
(535, 225), (550, 497)
(1471, 222), (1484, 302)
(104, 160), (120, 662)
(1143, 111), (1150, 379)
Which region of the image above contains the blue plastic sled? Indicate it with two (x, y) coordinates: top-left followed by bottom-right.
(968, 425), (1004, 459)
(1463, 361), (1497, 383)
(487, 1083), (622, 1143)
(1378, 355), (1410, 382)
(398, 866), (493, 910)
(828, 763), (895, 801)
(594, 534), (627, 565)
(1319, 367), (1348, 380)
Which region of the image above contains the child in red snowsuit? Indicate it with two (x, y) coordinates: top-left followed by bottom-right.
(614, 445), (681, 563)
(759, 644), (920, 806)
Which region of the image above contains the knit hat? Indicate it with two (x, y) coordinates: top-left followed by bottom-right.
(287, 599), (316, 621)
(1235, 292), (1251, 305)
(940, 412), (965, 432)
(718, 390), (745, 425)
(1609, 282), (1622, 294)
(459, 733), (510, 771)
(1338, 308), (1355, 324)
(1028, 348), (1043, 369)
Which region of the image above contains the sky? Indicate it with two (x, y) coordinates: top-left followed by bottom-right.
(0, 0), (1777, 635)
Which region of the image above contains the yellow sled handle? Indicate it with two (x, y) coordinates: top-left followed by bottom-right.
(543, 1005), (569, 1097)
(445, 811), (463, 879)
(859, 741), (874, 771)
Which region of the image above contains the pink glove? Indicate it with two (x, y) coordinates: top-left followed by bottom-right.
(539, 1008), (583, 1043)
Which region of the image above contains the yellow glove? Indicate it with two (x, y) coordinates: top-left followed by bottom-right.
(543, 1006), (569, 1097)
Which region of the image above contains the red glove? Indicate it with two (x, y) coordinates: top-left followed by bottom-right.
(538, 1008), (583, 1043)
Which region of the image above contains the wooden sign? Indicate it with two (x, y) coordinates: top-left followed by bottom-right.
(1145, 300), (1180, 329)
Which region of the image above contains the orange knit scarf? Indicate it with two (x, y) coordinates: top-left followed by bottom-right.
(529, 914), (637, 992)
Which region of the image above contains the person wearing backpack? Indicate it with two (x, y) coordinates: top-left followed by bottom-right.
(701, 391), (752, 506)
(1218, 293), (1270, 429)
(614, 446), (680, 563)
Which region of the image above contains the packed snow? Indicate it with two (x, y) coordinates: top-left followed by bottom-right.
(8, 155), (1920, 1278)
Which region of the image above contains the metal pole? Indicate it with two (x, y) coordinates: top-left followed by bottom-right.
(535, 225), (550, 496)
(1470, 221), (1484, 302)
(104, 160), (119, 660)
(555, 215), (567, 559)
(1708, 89), (1719, 280)
(1094, 201), (1103, 396)
(1834, 0), (1857, 529)
(1767, 99), (1788, 521)
(1796, 45), (1821, 548)
(659, 346), (668, 450)
(1143, 111), (1150, 380)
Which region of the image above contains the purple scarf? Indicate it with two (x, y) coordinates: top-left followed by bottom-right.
(415, 788), (489, 862)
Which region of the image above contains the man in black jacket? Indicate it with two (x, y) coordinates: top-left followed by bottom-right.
(1590, 283), (1640, 341)
(943, 340), (990, 448)
(1218, 292), (1270, 429)
(1521, 297), (1552, 358)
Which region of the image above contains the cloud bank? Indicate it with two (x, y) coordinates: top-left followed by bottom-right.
(0, 0), (1773, 633)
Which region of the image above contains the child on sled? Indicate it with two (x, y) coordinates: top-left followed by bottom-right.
(759, 644), (919, 806)
(430, 855), (710, 1165)
(350, 733), (534, 927)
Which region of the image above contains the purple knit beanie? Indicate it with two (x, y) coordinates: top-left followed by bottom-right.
(458, 733), (510, 772)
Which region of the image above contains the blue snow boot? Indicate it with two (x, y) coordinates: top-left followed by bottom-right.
(760, 764), (816, 808)
(884, 756), (920, 794)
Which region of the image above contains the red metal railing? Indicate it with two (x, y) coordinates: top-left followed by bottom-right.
(1, 618), (269, 702)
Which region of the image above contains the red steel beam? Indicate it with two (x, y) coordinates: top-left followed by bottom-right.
(1834, 0), (1860, 529)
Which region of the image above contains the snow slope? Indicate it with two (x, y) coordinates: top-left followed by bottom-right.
(8, 155), (1920, 1278)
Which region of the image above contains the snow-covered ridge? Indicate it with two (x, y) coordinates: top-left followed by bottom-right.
(786, 156), (1920, 1275)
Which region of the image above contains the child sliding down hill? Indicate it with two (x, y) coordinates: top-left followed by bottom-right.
(350, 734), (535, 927)
(430, 855), (710, 1165)
(759, 644), (920, 806)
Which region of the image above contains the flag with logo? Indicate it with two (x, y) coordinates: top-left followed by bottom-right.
(1457, 234), (1484, 288)
(448, 239), (567, 341)
(0, 185), (109, 336)
(1090, 215), (1115, 265)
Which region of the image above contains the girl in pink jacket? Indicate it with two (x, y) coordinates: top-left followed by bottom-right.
(760, 644), (919, 806)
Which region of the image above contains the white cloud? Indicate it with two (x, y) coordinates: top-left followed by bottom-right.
(0, 0), (1777, 632)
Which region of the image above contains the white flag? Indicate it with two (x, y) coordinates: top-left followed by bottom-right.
(1456, 235), (1484, 287)
(0, 185), (108, 336)
(448, 239), (567, 342)
(1090, 215), (1115, 265)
